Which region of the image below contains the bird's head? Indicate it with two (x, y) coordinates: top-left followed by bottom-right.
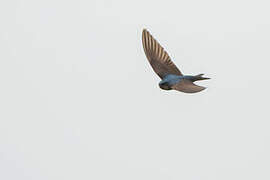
(159, 81), (172, 90)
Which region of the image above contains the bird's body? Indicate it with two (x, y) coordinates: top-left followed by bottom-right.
(159, 74), (181, 90)
(159, 74), (210, 92)
(142, 29), (210, 93)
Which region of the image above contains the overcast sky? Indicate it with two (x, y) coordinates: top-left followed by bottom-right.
(1, 0), (270, 180)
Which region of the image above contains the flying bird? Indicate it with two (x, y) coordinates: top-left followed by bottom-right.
(142, 29), (210, 93)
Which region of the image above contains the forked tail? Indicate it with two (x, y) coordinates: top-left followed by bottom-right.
(193, 74), (210, 81)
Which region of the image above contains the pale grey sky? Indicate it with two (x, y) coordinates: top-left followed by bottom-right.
(1, 0), (270, 180)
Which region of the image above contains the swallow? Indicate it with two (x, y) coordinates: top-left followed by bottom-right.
(142, 29), (210, 93)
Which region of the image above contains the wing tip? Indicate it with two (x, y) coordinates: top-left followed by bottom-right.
(142, 28), (149, 36)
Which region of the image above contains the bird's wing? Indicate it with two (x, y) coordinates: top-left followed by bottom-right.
(142, 29), (183, 79)
(172, 79), (206, 93)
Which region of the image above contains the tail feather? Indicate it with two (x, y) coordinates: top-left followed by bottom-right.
(194, 74), (210, 81)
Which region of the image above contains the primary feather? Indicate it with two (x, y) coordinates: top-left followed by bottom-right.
(172, 79), (206, 93)
(142, 29), (182, 78)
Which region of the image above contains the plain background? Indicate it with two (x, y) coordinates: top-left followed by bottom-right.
(1, 0), (270, 179)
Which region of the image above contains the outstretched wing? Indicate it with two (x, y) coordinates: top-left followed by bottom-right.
(142, 29), (182, 79)
(172, 79), (206, 93)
